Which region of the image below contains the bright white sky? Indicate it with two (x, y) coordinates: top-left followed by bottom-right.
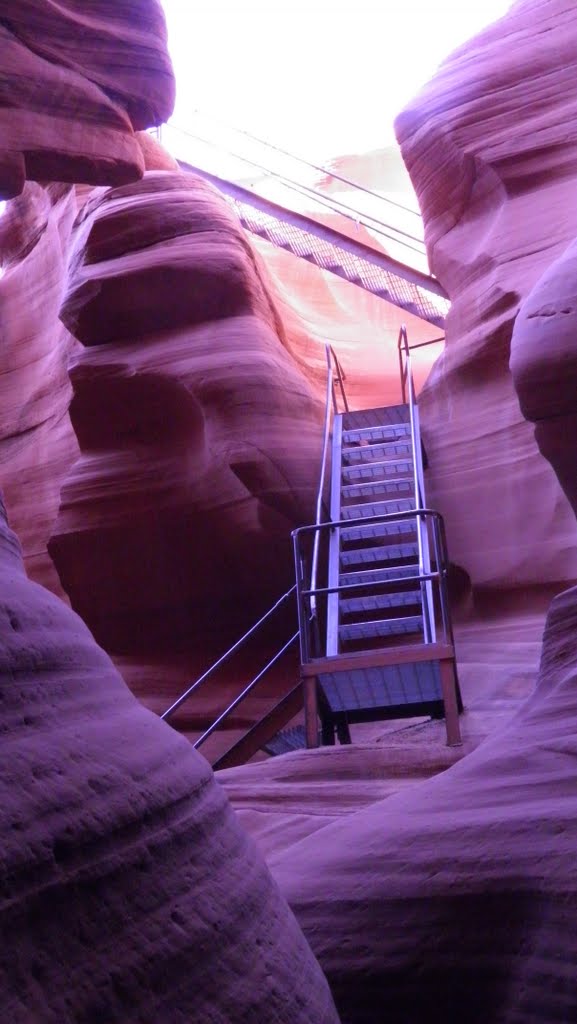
(161, 0), (513, 160)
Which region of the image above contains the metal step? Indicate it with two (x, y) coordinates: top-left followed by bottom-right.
(340, 590), (421, 617)
(341, 459), (413, 482)
(342, 405), (410, 430)
(339, 616), (423, 642)
(318, 661), (443, 714)
(263, 725), (307, 756)
(342, 440), (413, 464)
(341, 521), (418, 545)
(339, 564), (420, 585)
(342, 423), (411, 446)
(341, 479), (415, 502)
(340, 542), (419, 568)
(341, 498), (415, 521)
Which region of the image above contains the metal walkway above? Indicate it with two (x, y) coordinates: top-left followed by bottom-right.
(178, 159), (449, 328)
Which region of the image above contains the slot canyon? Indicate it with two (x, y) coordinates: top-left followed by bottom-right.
(2, 0), (577, 1021)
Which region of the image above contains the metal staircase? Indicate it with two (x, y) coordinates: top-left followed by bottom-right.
(160, 329), (462, 767)
(293, 328), (462, 748)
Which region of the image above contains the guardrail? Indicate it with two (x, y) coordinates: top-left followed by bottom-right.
(160, 340), (346, 752)
(293, 508), (454, 667)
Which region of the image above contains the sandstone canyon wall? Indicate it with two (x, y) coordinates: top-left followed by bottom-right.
(249, 3), (577, 1022)
(48, 170), (323, 667)
(395, 0), (577, 590)
(0, 3), (340, 1021)
(0, 183), (80, 594)
(0, 500), (338, 1023)
(0, 0), (174, 199)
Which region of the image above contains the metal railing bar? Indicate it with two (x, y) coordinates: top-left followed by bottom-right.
(293, 507), (444, 538)
(399, 324), (435, 643)
(177, 160), (448, 303)
(178, 112), (423, 219)
(407, 335), (445, 351)
(310, 345), (334, 617)
(161, 584), (297, 721)
(171, 126), (427, 254)
(329, 345), (349, 414)
(193, 631), (300, 749)
(302, 571), (440, 598)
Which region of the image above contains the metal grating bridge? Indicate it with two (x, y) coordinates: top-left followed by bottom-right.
(178, 160), (449, 328)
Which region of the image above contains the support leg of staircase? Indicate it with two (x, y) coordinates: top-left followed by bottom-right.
(303, 676), (319, 748)
(440, 658), (462, 747)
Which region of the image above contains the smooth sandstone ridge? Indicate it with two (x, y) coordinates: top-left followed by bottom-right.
(49, 171), (323, 662)
(0, 497), (338, 1023)
(511, 234), (577, 515)
(251, 3), (577, 1021)
(394, 0), (577, 589)
(272, 583), (577, 1023)
(0, 182), (80, 594)
(0, 0), (175, 199)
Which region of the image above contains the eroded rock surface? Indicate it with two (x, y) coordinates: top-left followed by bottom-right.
(395, 0), (577, 589)
(229, 4), (577, 1022)
(272, 584), (577, 1023)
(0, 0), (175, 199)
(0, 498), (338, 1023)
(0, 182), (80, 594)
(49, 171), (323, 663)
(511, 234), (577, 516)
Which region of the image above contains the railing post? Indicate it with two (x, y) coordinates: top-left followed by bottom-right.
(437, 515), (456, 648)
(293, 530), (309, 665)
(303, 675), (319, 749)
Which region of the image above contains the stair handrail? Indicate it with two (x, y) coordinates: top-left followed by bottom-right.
(293, 507), (455, 663)
(310, 343), (350, 623)
(161, 342), (348, 731)
(160, 584), (296, 722)
(328, 345), (349, 414)
(398, 324), (436, 642)
(192, 630), (300, 750)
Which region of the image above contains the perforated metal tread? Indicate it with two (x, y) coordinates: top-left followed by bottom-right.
(318, 661), (442, 714)
(341, 480), (415, 503)
(340, 542), (419, 567)
(340, 590), (421, 616)
(263, 725), (307, 756)
(342, 498), (415, 520)
(342, 405), (411, 430)
(340, 520), (418, 545)
(339, 564), (420, 586)
(339, 615), (423, 642)
(342, 424), (411, 445)
(342, 459), (413, 482)
(342, 440), (413, 464)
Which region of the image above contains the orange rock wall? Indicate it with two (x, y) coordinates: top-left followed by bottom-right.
(0, 184), (80, 594)
(49, 172), (324, 660)
(0, 495), (338, 1024)
(395, 0), (577, 588)
(0, 0), (174, 199)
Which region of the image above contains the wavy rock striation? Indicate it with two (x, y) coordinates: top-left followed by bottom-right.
(49, 171), (323, 661)
(272, 582), (577, 1023)
(0, 497), (338, 1023)
(0, 0), (174, 199)
(395, 0), (577, 589)
(246, 4), (577, 1022)
(0, 182), (80, 594)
